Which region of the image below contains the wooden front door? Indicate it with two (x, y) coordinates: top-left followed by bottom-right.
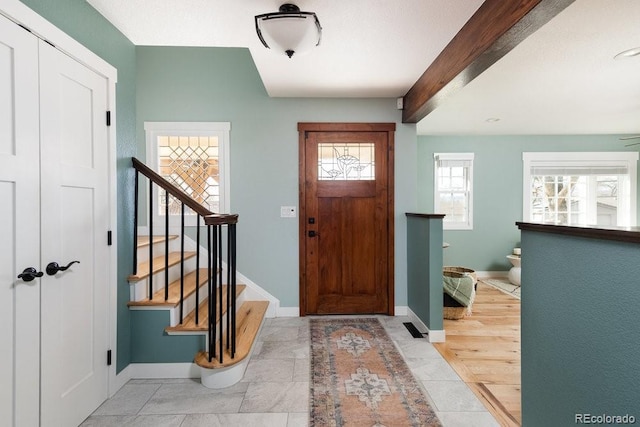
(299, 123), (395, 315)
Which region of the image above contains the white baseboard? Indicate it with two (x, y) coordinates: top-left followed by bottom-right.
(394, 306), (408, 316)
(277, 307), (300, 317)
(130, 363), (200, 379)
(475, 270), (508, 279)
(407, 307), (445, 343)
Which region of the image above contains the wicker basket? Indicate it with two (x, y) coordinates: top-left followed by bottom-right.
(442, 270), (475, 320)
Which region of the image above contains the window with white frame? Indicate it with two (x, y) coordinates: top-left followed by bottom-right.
(523, 152), (638, 227)
(434, 153), (474, 230)
(145, 122), (230, 226)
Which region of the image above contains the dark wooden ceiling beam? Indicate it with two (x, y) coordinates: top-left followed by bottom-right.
(402, 0), (575, 123)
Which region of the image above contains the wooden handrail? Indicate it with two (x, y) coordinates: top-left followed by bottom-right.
(132, 157), (237, 226)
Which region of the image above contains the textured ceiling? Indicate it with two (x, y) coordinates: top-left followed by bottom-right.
(87, 0), (640, 136)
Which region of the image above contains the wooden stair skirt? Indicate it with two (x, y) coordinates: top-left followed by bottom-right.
(129, 235), (269, 389)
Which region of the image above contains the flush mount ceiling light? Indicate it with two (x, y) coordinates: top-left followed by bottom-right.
(614, 47), (640, 60)
(255, 3), (322, 59)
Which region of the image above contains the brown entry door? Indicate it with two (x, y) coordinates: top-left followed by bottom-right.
(299, 123), (395, 315)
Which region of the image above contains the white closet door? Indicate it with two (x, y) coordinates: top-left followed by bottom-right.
(38, 40), (110, 427)
(0, 16), (41, 427)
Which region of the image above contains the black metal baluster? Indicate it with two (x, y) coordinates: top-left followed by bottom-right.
(210, 224), (218, 362)
(164, 189), (169, 301)
(230, 223), (237, 358)
(226, 224), (231, 351)
(133, 170), (139, 275)
(218, 224), (223, 364)
(195, 215), (201, 325)
(148, 178), (153, 300)
(179, 203), (185, 324)
(207, 225), (213, 362)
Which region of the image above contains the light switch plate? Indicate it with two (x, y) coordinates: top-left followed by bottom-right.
(280, 206), (297, 218)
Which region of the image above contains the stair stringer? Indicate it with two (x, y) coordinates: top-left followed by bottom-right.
(147, 226), (279, 318)
(129, 227), (275, 388)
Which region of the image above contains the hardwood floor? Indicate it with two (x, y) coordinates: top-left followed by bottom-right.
(433, 280), (521, 426)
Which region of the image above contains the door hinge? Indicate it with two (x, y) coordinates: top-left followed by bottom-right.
(106, 111), (111, 126)
(107, 230), (112, 246)
(107, 350), (112, 366)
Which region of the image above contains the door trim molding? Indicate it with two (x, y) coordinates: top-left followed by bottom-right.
(297, 122), (395, 316)
(1, 0), (119, 401)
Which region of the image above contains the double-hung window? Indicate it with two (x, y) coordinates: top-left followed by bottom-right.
(145, 122), (231, 226)
(523, 152), (638, 226)
(434, 153), (474, 230)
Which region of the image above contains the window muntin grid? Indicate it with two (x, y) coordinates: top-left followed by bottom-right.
(523, 152), (638, 227)
(434, 153), (474, 230)
(530, 175), (621, 226)
(437, 165), (470, 224)
(158, 135), (220, 215)
(318, 143), (375, 180)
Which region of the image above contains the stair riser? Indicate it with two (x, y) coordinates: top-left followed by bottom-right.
(130, 281), (208, 319)
(136, 237), (180, 263)
(166, 290), (247, 335)
(129, 257), (198, 301)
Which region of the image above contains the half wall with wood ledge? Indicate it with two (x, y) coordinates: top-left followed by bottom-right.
(405, 213), (446, 342)
(517, 222), (640, 426)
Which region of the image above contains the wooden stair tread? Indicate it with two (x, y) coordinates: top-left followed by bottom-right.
(194, 300), (269, 369)
(137, 235), (178, 248)
(128, 251), (196, 282)
(128, 268), (209, 307)
(165, 284), (247, 333)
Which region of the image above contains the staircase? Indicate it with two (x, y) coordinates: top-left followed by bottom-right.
(130, 157), (269, 388)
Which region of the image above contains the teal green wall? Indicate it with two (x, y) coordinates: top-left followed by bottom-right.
(19, 0), (137, 372)
(406, 215), (444, 331)
(520, 229), (640, 425)
(418, 135), (640, 272)
(136, 46), (417, 311)
(130, 311), (205, 362)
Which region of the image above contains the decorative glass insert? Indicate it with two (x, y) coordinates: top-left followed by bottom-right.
(318, 143), (375, 180)
(158, 135), (220, 215)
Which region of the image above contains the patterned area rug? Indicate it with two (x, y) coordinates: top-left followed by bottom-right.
(481, 278), (521, 299)
(309, 318), (442, 426)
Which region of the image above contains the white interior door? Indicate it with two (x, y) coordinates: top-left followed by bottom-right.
(0, 16), (41, 427)
(38, 39), (111, 427)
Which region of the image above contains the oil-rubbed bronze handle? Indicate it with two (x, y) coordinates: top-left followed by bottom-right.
(17, 267), (44, 282)
(45, 261), (80, 276)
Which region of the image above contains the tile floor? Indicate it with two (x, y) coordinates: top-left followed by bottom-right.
(81, 316), (499, 427)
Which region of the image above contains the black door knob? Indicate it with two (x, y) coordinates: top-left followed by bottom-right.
(46, 261), (80, 276)
(17, 267), (44, 282)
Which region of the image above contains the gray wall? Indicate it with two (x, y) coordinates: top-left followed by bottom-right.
(520, 227), (640, 425)
(417, 135), (640, 272)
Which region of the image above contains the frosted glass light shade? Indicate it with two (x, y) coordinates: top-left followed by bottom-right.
(255, 4), (321, 58)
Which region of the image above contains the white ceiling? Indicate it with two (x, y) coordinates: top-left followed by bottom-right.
(87, 0), (640, 136)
